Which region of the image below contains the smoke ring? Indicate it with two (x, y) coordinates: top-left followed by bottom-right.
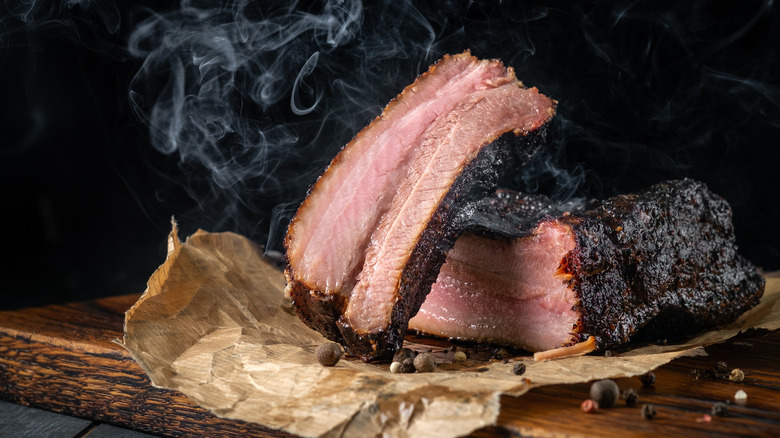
(290, 51), (322, 116)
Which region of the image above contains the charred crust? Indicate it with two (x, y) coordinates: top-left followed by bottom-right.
(561, 179), (764, 349)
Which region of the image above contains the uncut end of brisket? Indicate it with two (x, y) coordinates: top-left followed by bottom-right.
(284, 52), (556, 361)
(409, 179), (765, 352)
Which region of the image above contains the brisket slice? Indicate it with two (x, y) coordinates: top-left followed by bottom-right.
(409, 179), (765, 351)
(284, 52), (556, 361)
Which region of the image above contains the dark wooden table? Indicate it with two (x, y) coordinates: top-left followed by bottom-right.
(1, 294), (778, 437)
(0, 398), (158, 438)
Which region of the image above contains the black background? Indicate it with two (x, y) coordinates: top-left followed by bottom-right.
(2, 1), (779, 310)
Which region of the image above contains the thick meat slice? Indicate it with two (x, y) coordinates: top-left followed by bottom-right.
(409, 179), (765, 352)
(284, 52), (556, 361)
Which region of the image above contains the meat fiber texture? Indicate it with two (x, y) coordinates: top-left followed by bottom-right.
(284, 52), (556, 361)
(410, 179), (765, 352)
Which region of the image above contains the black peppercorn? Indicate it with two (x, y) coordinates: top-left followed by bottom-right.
(714, 361), (729, 379)
(316, 343), (342, 366)
(639, 371), (656, 387)
(492, 347), (509, 360)
(512, 363), (526, 376)
(711, 402), (729, 417)
(399, 358), (415, 373)
(590, 379), (619, 408)
(393, 348), (416, 363)
(641, 403), (656, 420)
(622, 388), (639, 407)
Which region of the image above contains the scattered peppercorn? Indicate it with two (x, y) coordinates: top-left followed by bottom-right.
(639, 371), (656, 387)
(453, 351), (467, 362)
(729, 368), (745, 382)
(413, 353), (436, 373)
(580, 399), (599, 413)
(399, 357), (415, 373)
(714, 361), (730, 378)
(393, 348), (416, 363)
(316, 343), (342, 366)
(492, 347), (509, 360)
(711, 402), (728, 417)
(512, 363), (526, 376)
(622, 388), (639, 407)
(590, 379), (619, 408)
(390, 361), (402, 374)
(641, 403), (656, 420)
(604, 350), (612, 358)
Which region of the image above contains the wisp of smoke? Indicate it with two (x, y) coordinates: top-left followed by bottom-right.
(126, 0), (451, 250)
(5, 0), (777, 264)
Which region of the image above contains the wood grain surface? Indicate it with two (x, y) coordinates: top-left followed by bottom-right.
(0, 295), (778, 437)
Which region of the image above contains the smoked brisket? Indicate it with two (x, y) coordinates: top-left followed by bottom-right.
(409, 179), (765, 351)
(284, 52), (556, 361)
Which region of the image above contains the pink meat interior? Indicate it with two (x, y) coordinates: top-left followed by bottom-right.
(286, 53), (554, 333)
(408, 220), (579, 352)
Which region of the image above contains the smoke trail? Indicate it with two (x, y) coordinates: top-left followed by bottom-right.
(126, 0), (449, 250)
(5, 0), (777, 264)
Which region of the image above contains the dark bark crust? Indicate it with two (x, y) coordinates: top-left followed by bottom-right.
(559, 179), (764, 349)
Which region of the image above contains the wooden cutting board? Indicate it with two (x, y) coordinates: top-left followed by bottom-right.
(0, 294), (778, 437)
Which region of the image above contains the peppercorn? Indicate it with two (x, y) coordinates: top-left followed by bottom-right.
(729, 368), (744, 382)
(639, 371), (656, 387)
(453, 351), (467, 362)
(512, 363), (526, 376)
(641, 403), (656, 420)
(622, 388), (639, 407)
(590, 379), (619, 408)
(390, 361), (402, 373)
(413, 353), (436, 373)
(580, 399), (598, 413)
(316, 343), (342, 366)
(393, 348), (416, 363)
(711, 402), (728, 417)
(399, 357), (415, 373)
(492, 347), (509, 360)
(714, 361), (729, 378)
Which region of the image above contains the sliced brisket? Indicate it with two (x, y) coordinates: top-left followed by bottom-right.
(409, 179), (765, 351)
(284, 52), (556, 361)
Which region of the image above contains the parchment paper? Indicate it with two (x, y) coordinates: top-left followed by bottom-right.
(122, 225), (780, 438)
